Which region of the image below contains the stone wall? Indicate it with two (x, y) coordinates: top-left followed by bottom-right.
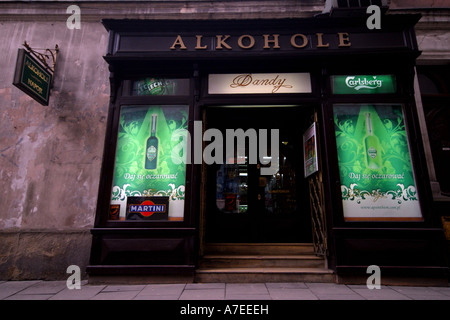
(0, 230), (92, 280)
(0, 20), (109, 280)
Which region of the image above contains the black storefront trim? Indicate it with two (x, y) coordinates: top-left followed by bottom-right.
(87, 14), (449, 282)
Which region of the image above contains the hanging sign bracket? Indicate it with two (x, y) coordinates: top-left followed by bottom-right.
(23, 41), (59, 75)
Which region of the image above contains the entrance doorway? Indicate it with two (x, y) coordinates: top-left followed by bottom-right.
(204, 106), (315, 243)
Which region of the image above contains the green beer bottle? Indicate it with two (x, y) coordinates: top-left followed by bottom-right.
(364, 112), (382, 170)
(145, 113), (158, 170)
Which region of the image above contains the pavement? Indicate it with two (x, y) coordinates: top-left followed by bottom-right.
(1, 280), (450, 300)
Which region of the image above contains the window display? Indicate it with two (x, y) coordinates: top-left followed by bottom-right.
(109, 105), (189, 221)
(333, 104), (422, 221)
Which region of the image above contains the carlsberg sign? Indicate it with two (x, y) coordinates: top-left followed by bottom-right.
(345, 76), (382, 91)
(333, 75), (396, 94)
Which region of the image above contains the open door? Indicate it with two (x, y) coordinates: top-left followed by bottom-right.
(203, 106), (315, 243)
(306, 112), (328, 258)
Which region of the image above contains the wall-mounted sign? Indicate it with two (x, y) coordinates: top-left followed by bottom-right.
(13, 49), (52, 106)
(105, 15), (420, 58)
(303, 123), (319, 178)
(208, 73), (311, 94)
(333, 104), (422, 221)
(169, 33), (351, 51)
(332, 75), (396, 94)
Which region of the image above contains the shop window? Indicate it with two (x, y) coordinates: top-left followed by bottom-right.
(109, 105), (189, 221)
(333, 104), (422, 221)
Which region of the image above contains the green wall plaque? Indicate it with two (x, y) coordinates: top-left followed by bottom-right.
(13, 49), (52, 106)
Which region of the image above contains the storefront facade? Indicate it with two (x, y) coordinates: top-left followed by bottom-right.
(86, 15), (448, 284)
(0, 1), (448, 284)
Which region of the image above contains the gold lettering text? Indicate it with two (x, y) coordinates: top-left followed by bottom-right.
(263, 34), (280, 49)
(216, 35), (232, 50)
(290, 34), (308, 49)
(170, 35), (187, 50)
(195, 35), (207, 50)
(27, 78), (43, 94)
(238, 35), (255, 49)
(169, 32), (352, 51)
(316, 33), (329, 48)
(338, 32), (351, 47)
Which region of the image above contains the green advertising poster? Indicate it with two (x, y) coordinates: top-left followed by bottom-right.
(332, 75), (396, 94)
(110, 105), (189, 221)
(333, 104), (422, 221)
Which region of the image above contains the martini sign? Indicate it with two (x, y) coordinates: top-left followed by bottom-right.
(126, 196), (169, 220)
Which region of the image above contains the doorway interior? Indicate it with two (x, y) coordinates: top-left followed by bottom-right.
(203, 105), (315, 243)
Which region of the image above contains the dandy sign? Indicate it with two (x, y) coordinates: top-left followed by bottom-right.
(208, 73), (311, 94)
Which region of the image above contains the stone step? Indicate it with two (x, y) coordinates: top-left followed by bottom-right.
(195, 267), (336, 283)
(199, 255), (325, 268)
(204, 243), (315, 255)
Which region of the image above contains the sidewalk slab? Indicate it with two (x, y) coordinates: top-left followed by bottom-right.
(389, 286), (450, 300)
(267, 288), (319, 300)
(49, 285), (106, 300)
(225, 294), (272, 300)
(91, 290), (142, 300)
(0, 281), (41, 300)
(16, 281), (67, 295)
(133, 294), (181, 300)
(102, 285), (146, 292)
(316, 293), (365, 300)
(134, 284), (185, 300)
(185, 283), (225, 290)
(403, 294), (450, 300)
(0, 280), (448, 300)
(179, 288), (225, 300)
(429, 287), (450, 297)
(266, 282), (308, 289)
(306, 282), (356, 295)
(347, 285), (411, 300)
(5, 294), (54, 300)
(226, 283), (269, 295)
(225, 283), (271, 300)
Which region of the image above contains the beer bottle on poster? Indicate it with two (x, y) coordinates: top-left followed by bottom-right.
(145, 113), (158, 169)
(364, 112), (382, 170)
